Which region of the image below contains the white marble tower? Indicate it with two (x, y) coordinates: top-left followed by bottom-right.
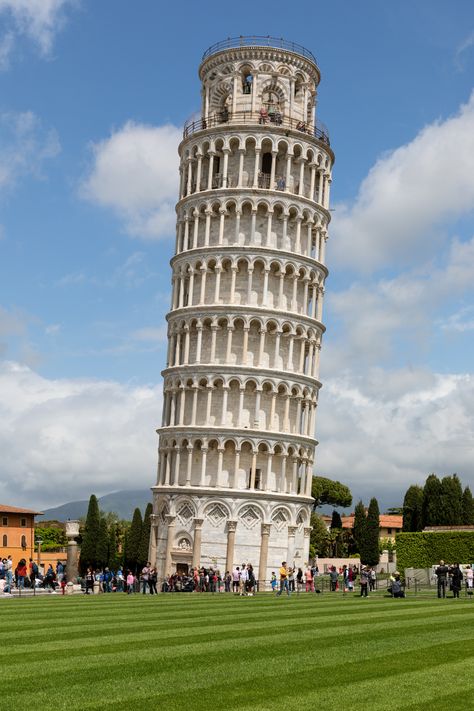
(149, 36), (334, 586)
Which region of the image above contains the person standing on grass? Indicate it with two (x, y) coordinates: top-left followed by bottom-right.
(29, 558), (38, 588)
(450, 563), (463, 599)
(465, 565), (473, 591)
(271, 572), (277, 592)
(149, 567), (158, 595)
(246, 564), (255, 596)
(239, 565), (248, 596)
(126, 571), (135, 594)
(276, 562), (290, 597)
(305, 566), (314, 592)
(232, 566), (240, 593)
(16, 559), (27, 590)
(435, 560), (449, 598)
(141, 563), (150, 594)
(329, 566), (338, 592)
(85, 567), (94, 594)
(288, 567), (295, 592)
(369, 568), (377, 592)
(296, 567), (304, 592)
(360, 567), (369, 597)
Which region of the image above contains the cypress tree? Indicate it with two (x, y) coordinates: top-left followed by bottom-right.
(125, 508), (143, 573)
(402, 485), (424, 532)
(330, 509), (342, 529)
(79, 494), (100, 571)
(108, 523), (119, 571)
(353, 500), (366, 554)
(462, 486), (474, 525)
(96, 516), (109, 568)
(422, 474), (442, 527)
(440, 474), (462, 525)
(138, 503), (153, 567)
(361, 497), (380, 566)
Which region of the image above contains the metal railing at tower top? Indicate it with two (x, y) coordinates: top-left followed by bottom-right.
(183, 110), (330, 146)
(201, 36), (318, 66)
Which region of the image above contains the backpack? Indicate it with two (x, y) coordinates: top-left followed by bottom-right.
(32, 562), (38, 575)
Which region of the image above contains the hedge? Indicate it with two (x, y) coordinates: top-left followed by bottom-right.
(396, 531), (474, 571)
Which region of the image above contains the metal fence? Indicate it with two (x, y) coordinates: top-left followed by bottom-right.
(183, 111), (330, 146)
(201, 36), (318, 66)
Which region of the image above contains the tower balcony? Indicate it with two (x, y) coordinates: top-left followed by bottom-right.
(183, 110), (330, 146)
(201, 36), (318, 67)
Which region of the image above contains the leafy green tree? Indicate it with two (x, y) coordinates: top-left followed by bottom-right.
(462, 486), (474, 525)
(310, 513), (329, 558)
(361, 497), (380, 566)
(440, 474), (463, 525)
(138, 502), (153, 567)
(124, 507), (143, 573)
(96, 517), (109, 567)
(311, 476), (352, 509)
(352, 500), (366, 554)
(79, 494), (101, 571)
(402, 485), (424, 532)
(422, 474), (443, 527)
(34, 526), (67, 551)
(330, 510), (342, 530)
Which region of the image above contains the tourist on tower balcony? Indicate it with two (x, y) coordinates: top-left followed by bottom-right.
(259, 107), (268, 124)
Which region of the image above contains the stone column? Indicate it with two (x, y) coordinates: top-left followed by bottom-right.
(258, 523), (271, 590)
(303, 526), (313, 565)
(148, 514), (159, 567)
(164, 514), (176, 576)
(65, 519), (80, 583)
(192, 518), (204, 568)
(225, 520), (238, 573)
(287, 525), (297, 565)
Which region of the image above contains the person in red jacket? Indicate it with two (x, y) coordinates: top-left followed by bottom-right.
(16, 559), (27, 590)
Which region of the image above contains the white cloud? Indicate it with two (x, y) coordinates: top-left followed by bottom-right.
(0, 110), (60, 191)
(0, 360), (162, 508)
(330, 92), (474, 272)
(317, 368), (474, 505)
(325, 235), (474, 370)
(0, 0), (75, 69)
(441, 305), (474, 332)
(455, 31), (474, 71)
(45, 323), (61, 335)
(81, 121), (180, 240)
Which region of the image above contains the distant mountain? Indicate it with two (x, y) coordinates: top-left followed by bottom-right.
(41, 489), (152, 522)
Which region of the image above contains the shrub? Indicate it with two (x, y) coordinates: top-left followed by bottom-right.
(396, 530), (474, 571)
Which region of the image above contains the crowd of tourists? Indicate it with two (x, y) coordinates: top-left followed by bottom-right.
(0, 557), (67, 594)
(434, 561), (473, 598)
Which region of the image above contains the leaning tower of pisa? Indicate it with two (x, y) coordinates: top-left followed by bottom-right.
(149, 36), (334, 586)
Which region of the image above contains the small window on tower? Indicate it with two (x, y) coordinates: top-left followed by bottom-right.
(1, 517), (7, 526)
(21, 535), (27, 548)
(2, 534), (7, 546)
(243, 72), (253, 94)
(20, 517), (26, 527)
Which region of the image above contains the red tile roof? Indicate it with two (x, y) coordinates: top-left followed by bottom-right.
(0, 504), (43, 515)
(341, 514), (402, 530)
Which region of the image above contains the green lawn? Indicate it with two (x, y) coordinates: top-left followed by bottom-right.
(1, 592), (473, 709)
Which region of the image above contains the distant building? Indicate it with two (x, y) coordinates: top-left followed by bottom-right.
(341, 513), (402, 542)
(0, 504), (43, 564)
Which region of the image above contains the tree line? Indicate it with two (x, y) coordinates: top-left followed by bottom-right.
(403, 474), (474, 532)
(79, 494), (153, 573)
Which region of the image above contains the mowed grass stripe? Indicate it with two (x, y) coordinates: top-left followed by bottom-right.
(1, 595), (471, 709)
(2, 604), (473, 667)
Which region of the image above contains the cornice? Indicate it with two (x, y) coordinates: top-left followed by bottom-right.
(161, 363), (322, 390)
(152, 484), (314, 506)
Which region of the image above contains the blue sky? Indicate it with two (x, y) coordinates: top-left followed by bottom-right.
(1, 0), (474, 509)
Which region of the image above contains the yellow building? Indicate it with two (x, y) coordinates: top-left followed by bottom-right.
(0, 504), (43, 566)
(341, 514), (402, 543)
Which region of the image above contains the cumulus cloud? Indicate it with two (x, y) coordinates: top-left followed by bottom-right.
(0, 0), (75, 69)
(0, 360), (162, 508)
(0, 110), (60, 191)
(325, 234), (474, 369)
(317, 369), (474, 506)
(81, 121), (181, 240)
(330, 92), (474, 272)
